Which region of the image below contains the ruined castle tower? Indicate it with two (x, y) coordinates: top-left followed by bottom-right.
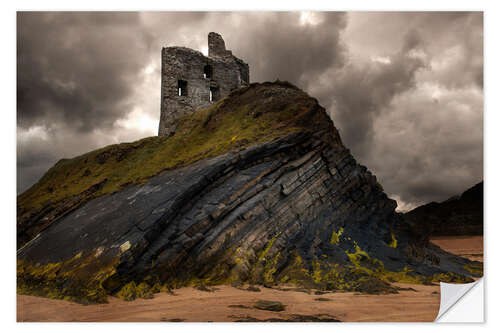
(158, 32), (250, 136)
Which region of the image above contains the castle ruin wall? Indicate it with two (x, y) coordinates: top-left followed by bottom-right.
(159, 33), (249, 136)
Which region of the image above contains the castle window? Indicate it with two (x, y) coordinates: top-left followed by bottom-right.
(209, 86), (219, 102)
(178, 80), (188, 96)
(203, 65), (213, 79)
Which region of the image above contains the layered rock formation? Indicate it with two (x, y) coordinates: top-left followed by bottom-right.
(17, 82), (481, 304)
(404, 182), (483, 236)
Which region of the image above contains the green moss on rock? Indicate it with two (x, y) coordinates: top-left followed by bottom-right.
(17, 253), (119, 304)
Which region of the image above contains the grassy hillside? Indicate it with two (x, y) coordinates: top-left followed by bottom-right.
(18, 81), (322, 215)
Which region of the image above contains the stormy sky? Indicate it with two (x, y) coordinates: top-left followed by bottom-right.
(17, 12), (483, 211)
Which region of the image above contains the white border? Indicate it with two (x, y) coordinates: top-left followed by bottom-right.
(3, 0), (499, 331)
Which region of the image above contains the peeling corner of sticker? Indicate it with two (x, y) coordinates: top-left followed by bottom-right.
(435, 278), (483, 322)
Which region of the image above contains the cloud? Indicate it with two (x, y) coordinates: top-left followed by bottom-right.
(369, 83), (483, 209)
(16, 12), (483, 210)
(227, 12), (347, 85)
(17, 13), (162, 133)
(320, 29), (428, 158)
(309, 12), (482, 210)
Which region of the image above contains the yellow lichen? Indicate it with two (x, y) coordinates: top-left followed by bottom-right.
(259, 232), (281, 260)
(263, 252), (281, 284)
(463, 262), (483, 276)
(330, 227), (344, 244)
(312, 259), (323, 284)
(17, 252), (119, 304)
(346, 242), (372, 270)
(116, 281), (137, 301)
(388, 233), (397, 248)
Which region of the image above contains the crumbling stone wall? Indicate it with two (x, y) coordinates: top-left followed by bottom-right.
(159, 32), (250, 136)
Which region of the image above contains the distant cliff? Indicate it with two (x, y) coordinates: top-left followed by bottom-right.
(404, 182), (483, 236)
(17, 82), (481, 304)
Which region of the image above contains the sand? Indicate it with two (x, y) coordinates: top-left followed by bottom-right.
(17, 235), (483, 322)
(431, 235), (483, 262)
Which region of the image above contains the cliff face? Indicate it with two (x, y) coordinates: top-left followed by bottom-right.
(404, 182), (483, 236)
(17, 82), (480, 304)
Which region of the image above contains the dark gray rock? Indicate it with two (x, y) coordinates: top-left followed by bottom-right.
(404, 182), (483, 236)
(253, 300), (286, 312)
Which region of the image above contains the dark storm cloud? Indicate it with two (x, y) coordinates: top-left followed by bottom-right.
(326, 29), (428, 157)
(296, 11), (483, 210)
(142, 11), (348, 86)
(16, 11), (347, 132)
(17, 12), (483, 211)
(17, 12), (157, 132)
(366, 85), (483, 208)
(414, 12), (483, 90)
(17, 127), (59, 192)
(228, 12), (347, 85)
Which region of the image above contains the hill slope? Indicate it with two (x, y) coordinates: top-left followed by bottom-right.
(17, 82), (311, 248)
(17, 82), (481, 304)
(404, 182), (483, 236)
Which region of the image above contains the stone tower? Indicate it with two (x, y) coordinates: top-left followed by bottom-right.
(158, 32), (250, 136)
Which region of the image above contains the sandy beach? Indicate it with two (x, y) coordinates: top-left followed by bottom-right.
(17, 235), (482, 322)
(431, 235), (483, 262)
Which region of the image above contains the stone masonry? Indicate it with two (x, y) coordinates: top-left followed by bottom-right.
(158, 32), (250, 136)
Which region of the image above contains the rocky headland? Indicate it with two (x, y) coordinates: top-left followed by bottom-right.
(17, 81), (482, 304)
(404, 182), (483, 236)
